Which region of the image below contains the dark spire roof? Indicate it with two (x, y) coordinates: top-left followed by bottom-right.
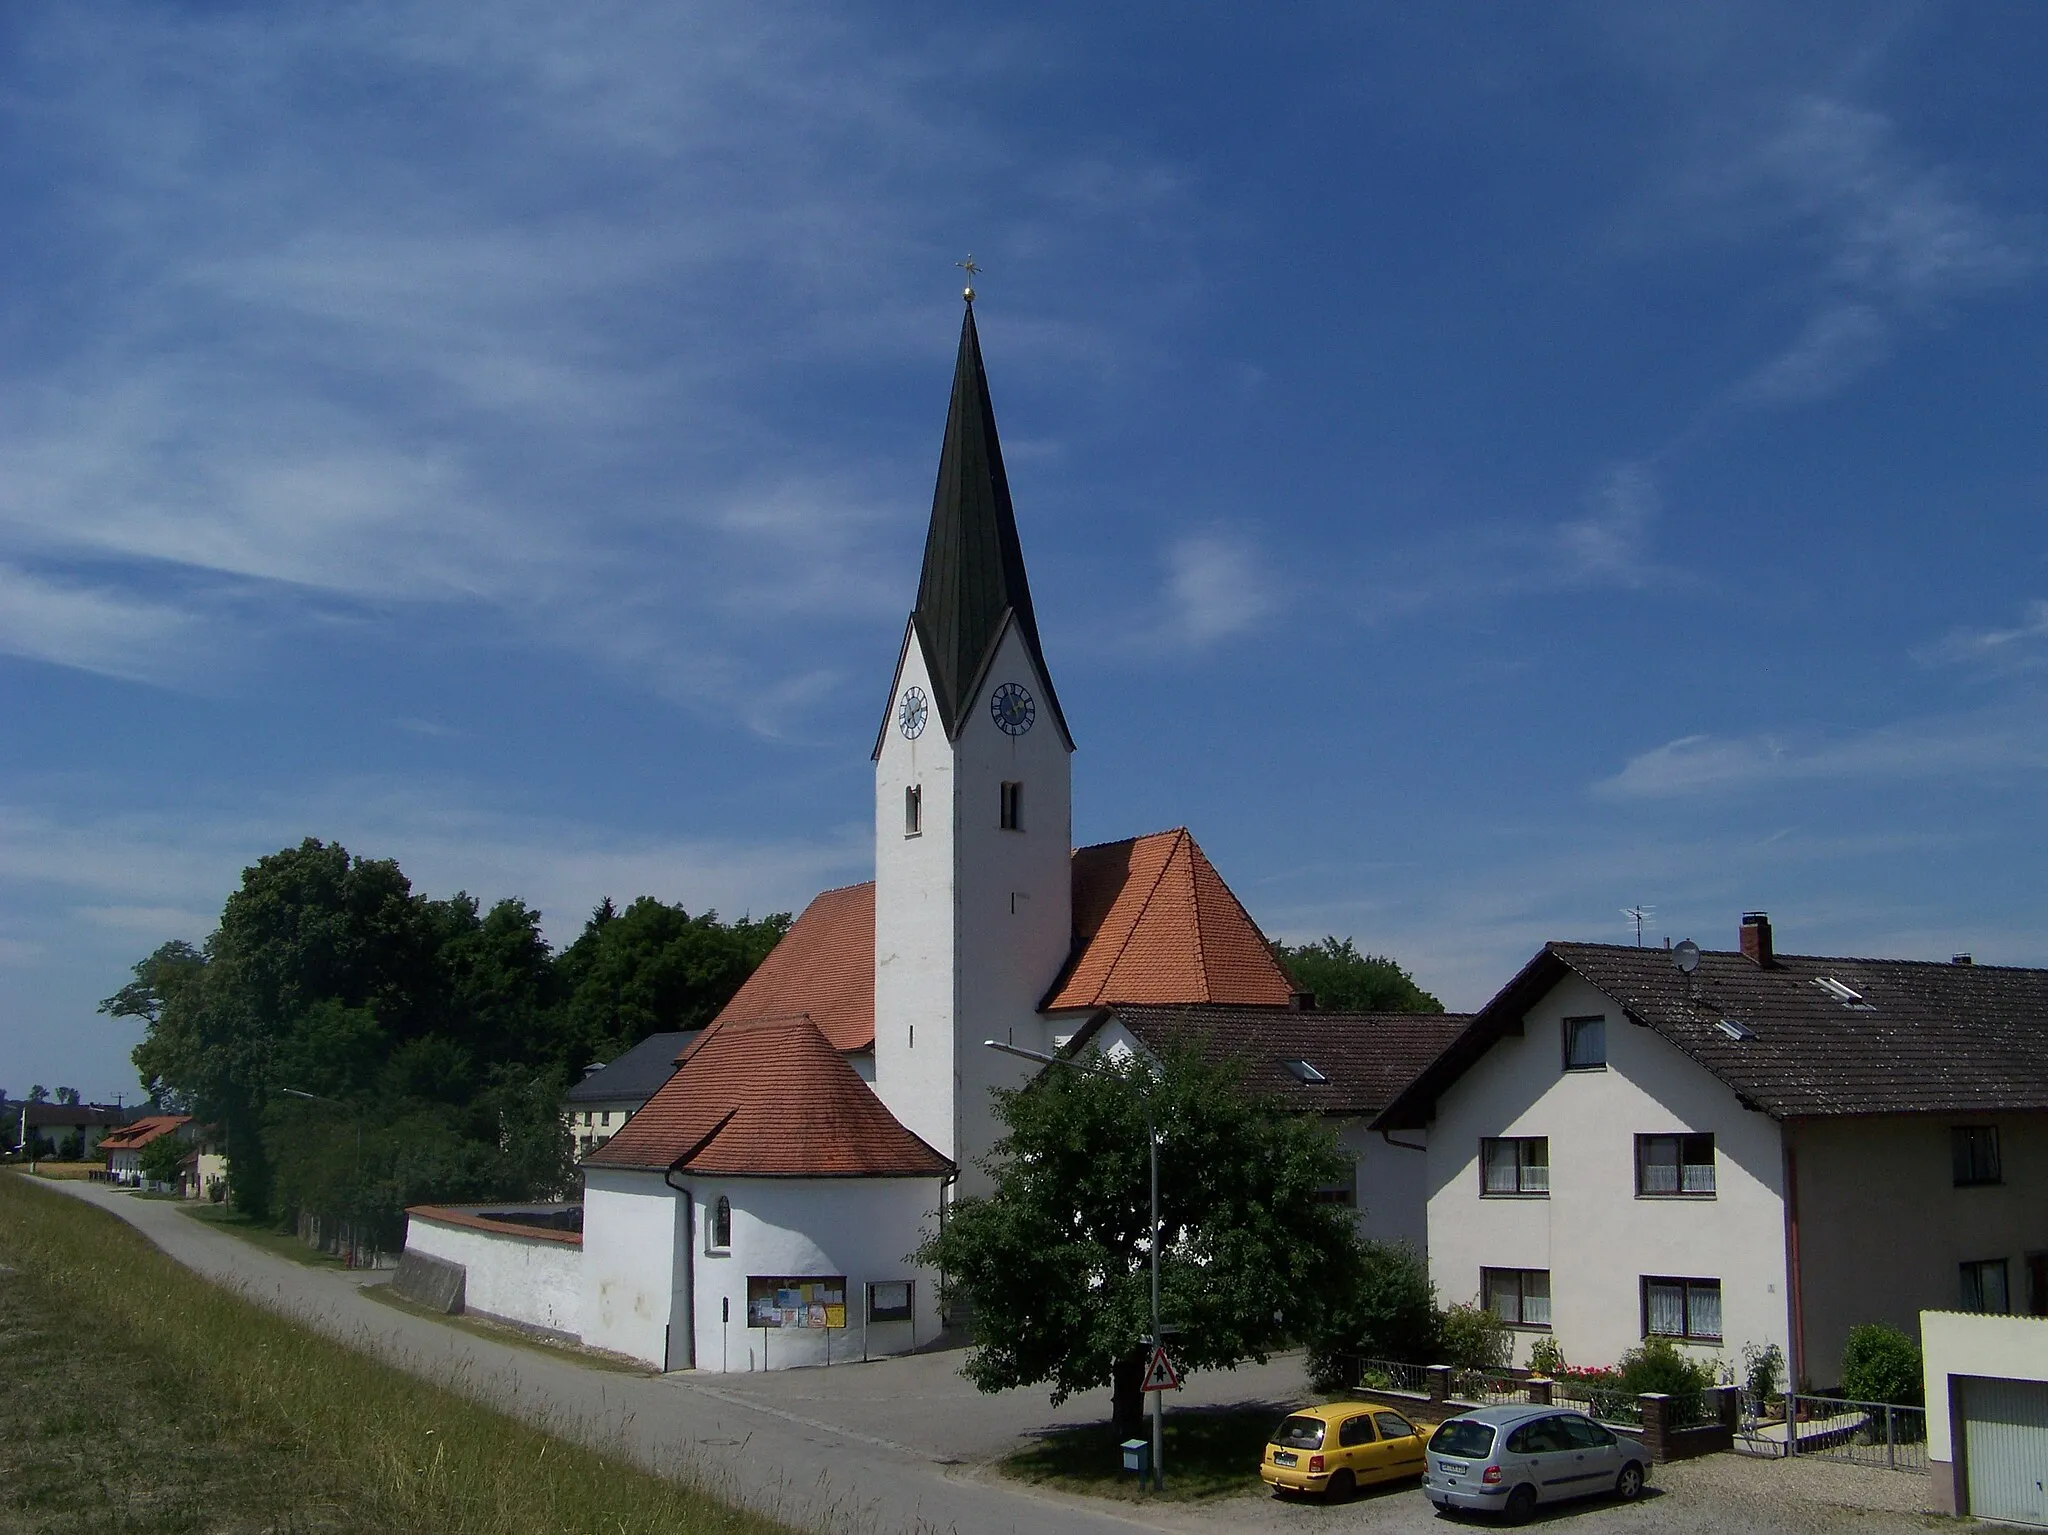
(910, 304), (1071, 745)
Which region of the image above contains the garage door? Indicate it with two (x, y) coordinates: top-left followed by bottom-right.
(1964, 1377), (2048, 1528)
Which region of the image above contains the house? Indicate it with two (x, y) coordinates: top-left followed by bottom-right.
(399, 295), (1451, 1370)
(13, 1102), (130, 1160)
(563, 1030), (700, 1156)
(1063, 1003), (1467, 1254)
(99, 1114), (194, 1187)
(1374, 912), (2048, 1389)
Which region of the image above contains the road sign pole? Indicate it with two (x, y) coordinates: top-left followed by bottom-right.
(1149, 1099), (1162, 1492)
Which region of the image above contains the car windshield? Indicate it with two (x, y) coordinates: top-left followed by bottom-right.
(1429, 1419), (1498, 1459)
(1271, 1416), (1326, 1450)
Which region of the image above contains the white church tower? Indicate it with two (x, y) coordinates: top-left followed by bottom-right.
(873, 295), (1075, 1185)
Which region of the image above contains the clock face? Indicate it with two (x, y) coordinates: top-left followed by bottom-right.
(990, 681), (1036, 736)
(898, 686), (928, 740)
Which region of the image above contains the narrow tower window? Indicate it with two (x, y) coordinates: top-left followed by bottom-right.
(905, 784), (922, 837)
(1000, 781), (1022, 830)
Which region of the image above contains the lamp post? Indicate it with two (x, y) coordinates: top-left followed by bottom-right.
(985, 1038), (1166, 1492)
(281, 1088), (363, 1265)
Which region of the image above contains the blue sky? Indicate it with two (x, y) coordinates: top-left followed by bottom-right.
(4, 3), (2046, 1101)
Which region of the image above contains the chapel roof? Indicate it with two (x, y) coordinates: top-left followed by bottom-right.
(900, 302), (1071, 748)
(1066, 1003), (1469, 1118)
(707, 882), (875, 1051)
(583, 1013), (952, 1179)
(1374, 941), (2048, 1128)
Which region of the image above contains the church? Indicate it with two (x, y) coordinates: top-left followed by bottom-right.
(397, 294), (1457, 1371)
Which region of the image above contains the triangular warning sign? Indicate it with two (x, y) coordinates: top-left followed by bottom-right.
(1141, 1345), (1181, 1392)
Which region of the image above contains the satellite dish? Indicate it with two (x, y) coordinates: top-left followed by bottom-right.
(1673, 940), (1701, 975)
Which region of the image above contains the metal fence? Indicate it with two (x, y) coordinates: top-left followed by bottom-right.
(1736, 1392), (1927, 1472)
(1458, 1370), (1537, 1407)
(1351, 1357), (1429, 1395)
(1550, 1384), (1645, 1429)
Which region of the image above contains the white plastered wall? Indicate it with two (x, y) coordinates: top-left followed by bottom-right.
(1920, 1310), (2048, 1491)
(678, 1175), (949, 1371)
(580, 1167), (690, 1369)
(1792, 1112), (2048, 1386)
(1423, 973), (1791, 1371)
(403, 1214), (582, 1337)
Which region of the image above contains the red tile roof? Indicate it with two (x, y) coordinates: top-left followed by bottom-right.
(1042, 829), (1297, 1011)
(707, 882), (874, 1051)
(97, 1114), (190, 1152)
(705, 829), (1293, 1049)
(585, 1013), (952, 1179)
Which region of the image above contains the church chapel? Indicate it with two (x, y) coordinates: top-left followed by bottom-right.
(401, 296), (1453, 1371)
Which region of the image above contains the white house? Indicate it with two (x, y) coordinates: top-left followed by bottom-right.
(1375, 913), (2048, 1388)
(399, 294), (1456, 1371)
(98, 1114), (194, 1187)
(562, 1029), (700, 1157)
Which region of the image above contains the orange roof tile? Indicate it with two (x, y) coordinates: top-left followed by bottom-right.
(587, 1013), (951, 1178)
(1042, 829), (1296, 1011)
(98, 1114), (190, 1151)
(708, 882), (875, 1051)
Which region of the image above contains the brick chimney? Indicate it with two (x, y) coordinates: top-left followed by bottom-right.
(1740, 912), (1775, 968)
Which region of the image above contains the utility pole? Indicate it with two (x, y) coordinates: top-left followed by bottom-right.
(985, 1039), (1166, 1491)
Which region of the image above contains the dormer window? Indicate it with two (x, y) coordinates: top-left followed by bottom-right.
(905, 784), (922, 837)
(1000, 781), (1022, 830)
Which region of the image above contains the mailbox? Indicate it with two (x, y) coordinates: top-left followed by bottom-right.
(1120, 1438), (1150, 1475)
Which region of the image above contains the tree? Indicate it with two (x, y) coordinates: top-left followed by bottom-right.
(27, 1085), (47, 1103)
(916, 1047), (1364, 1433)
(1271, 938), (1444, 1013)
(1306, 1239), (1441, 1388)
(138, 1132), (189, 1188)
(55, 1086), (80, 1106)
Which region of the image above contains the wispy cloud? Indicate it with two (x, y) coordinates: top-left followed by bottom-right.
(1595, 706), (2048, 799)
(1914, 599), (2048, 673)
(1157, 529), (1280, 648)
(1741, 302), (1890, 404)
(1555, 462), (1659, 587)
(0, 562), (203, 683)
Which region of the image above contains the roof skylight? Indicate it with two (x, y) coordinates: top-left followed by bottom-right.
(1812, 976), (1876, 1011)
(1715, 1017), (1755, 1041)
(1282, 1058), (1328, 1084)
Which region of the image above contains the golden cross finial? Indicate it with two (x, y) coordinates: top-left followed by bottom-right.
(956, 254), (980, 304)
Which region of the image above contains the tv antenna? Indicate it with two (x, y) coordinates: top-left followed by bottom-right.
(1623, 905), (1655, 947)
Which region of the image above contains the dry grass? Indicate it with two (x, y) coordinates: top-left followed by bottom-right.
(0, 1173), (799, 1535)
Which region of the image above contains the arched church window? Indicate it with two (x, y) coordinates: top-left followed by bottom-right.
(711, 1195), (731, 1251)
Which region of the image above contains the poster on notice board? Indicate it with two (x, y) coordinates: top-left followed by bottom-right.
(746, 1276), (847, 1329)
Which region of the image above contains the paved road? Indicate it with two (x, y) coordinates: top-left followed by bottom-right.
(42, 1181), (1950, 1535)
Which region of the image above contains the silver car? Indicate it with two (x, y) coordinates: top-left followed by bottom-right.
(1423, 1403), (1649, 1523)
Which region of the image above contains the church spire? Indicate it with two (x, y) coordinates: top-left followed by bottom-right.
(911, 301), (1070, 744)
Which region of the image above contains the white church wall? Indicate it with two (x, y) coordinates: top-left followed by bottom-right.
(874, 630), (959, 1161)
(581, 1167), (686, 1369)
(683, 1175), (948, 1371)
(949, 622), (1074, 1195)
(403, 1212), (582, 1337)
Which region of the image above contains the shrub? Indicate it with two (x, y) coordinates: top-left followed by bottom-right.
(1741, 1340), (1784, 1402)
(1439, 1302), (1511, 1372)
(1841, 1324), (1923, 1406)
(1304, 1239), (1441, 1389)
(1526, 1335), (1566, 1377)
(1615, 1337), (1716, 1424)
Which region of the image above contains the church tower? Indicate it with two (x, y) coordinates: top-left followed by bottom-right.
(873, 298), (1075, 1179)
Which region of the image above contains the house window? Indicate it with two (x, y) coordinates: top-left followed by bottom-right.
(1481, 1138), (1549, 1196)
(1000, 781), (1022, 830)
(1563, 1016), (1606, 1070)
(1953, 1126), (2002, 1186)
(1961, 1258), (2011, 1314)
(1637, 1134), (1716, 1197)
(1643, 1277), (1722, 1341)
(1312, 1157), (1359, 1206)
(905, 784), (922, 836)
(601, 1110), (612, 1127)
(1482, 1268), (1551, 1328)
(709, 1195), (732, 1253)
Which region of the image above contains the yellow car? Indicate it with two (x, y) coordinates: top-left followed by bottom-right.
(1260, 1402), (1428, 1500)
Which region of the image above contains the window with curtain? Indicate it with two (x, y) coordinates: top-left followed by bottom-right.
(1563, 1016), (1606, 1070)
(1952, 1126), (2001, 1186)
(1642, 1276), (1721, 1340)
(1482, 1268), (1552, 1328)
(1481, 1137), (1549, 1195)
(1636, 1133), (1716, 1196)
(1961, 1258), (2010, 1314)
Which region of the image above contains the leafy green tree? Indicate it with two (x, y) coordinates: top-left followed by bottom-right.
(1272, 938), (1444, 1013)
(1306, 1239), (1441, 1388)
(1842, 1324), (1923, 1405)
(137, 1132), (189, 1188)
(27, 1085), (47, 1104)
(55, 1087), (80, 1106)
(916, 1048), (1364, 1433)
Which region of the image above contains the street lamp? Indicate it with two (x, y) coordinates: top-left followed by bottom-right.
(984, 1038), (1168, 1492)
(281, 1088), (364, 1266)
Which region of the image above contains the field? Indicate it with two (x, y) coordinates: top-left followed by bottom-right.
(0, 1172), (795, 1535)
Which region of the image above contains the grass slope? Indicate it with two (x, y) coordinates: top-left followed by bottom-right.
(0, 1173), (795, 1535)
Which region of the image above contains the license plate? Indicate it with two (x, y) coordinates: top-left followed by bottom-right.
(1273, 1451), (1297, 1467)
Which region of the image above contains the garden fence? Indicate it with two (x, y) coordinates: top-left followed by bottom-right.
(1736, 1391), (1926, 1472)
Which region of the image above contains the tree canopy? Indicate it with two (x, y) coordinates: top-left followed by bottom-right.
(102, 838), (788, 1238)
(1272, 937), (1445, 1013)
(916, 1046), (1366, 1431)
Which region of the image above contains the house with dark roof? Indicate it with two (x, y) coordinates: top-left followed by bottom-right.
(401, 293), (1453, 1371)
(1065, 1004), (1467, 1254)
(562, 1030), (700, 1156)
(1374, 912), (2048, 1388)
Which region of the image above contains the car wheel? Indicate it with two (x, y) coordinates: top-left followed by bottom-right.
(1503, 1485), (1538, 1525)
(1615, 1462), (1645, 1501)
(1326, 1469), (1356, 1501)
